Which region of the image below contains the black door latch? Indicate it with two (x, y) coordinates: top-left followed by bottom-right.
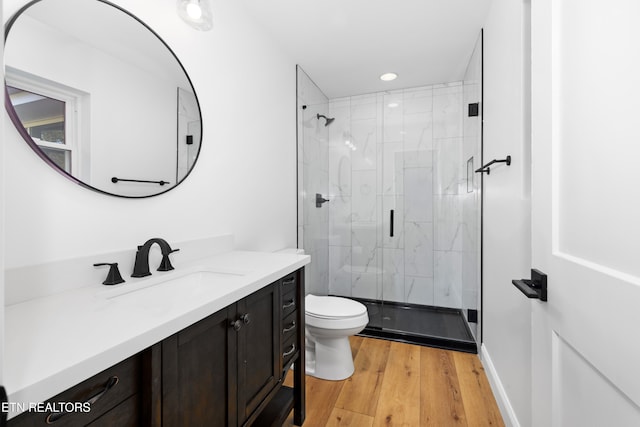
(512, 269), (547, 301)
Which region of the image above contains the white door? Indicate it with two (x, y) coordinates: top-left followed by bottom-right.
(530, 0), (640, 426)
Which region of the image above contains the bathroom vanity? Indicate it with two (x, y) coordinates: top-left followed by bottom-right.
(5, 249), (308, 426)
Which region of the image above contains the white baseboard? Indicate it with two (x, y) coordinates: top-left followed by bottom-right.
(480, 344), (521, 427)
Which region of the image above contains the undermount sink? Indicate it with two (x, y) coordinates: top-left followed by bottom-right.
(98, 267), (247, 300)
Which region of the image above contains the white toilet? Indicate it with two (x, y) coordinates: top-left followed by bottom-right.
(305, 294), (369, 381)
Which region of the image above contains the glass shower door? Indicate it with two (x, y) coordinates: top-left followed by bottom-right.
(320, 36), (482, 350)
(378, 85), (455, 340)
(376, 77), (480, 350)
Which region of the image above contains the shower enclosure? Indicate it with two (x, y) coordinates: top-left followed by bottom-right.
(297, 33), (482, 352)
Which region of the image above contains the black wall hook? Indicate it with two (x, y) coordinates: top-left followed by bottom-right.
(475, 155), (511, 175)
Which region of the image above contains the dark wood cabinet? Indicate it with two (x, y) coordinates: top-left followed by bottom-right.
(161, 271), (307, 427)
(8, 268), (305, 427)
(161, 282), (281, 427)
(161, 306), (237, 427)
(254, 270), (305, 427)
(236, 283), (281, 424)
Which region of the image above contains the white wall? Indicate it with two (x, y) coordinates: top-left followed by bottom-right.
(481, 0), (532, 426)
(3, 0), (297, 269)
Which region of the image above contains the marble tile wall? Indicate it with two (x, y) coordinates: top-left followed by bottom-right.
(297, 67), (329, 296)
(327, 81), (472, 309)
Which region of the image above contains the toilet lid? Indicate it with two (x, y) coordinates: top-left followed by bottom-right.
(305, 295), (367, 319)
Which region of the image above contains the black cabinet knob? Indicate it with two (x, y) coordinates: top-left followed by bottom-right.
(229, 319), (242, 331)
(241, 313), (251, 325)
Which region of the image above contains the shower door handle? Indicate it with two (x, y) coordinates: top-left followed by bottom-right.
(390, 210), (394, 237)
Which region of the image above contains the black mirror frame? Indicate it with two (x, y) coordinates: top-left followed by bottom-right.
(3, 0), (204, 198)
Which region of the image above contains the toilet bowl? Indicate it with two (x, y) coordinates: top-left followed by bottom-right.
(305, 294), (369, 381)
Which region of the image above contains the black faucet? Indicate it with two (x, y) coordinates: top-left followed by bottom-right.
(131, 238), (180, 278)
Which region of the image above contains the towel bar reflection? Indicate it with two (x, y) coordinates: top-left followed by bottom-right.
(475, 155), (511, 175)
(111, 177), (170, 186)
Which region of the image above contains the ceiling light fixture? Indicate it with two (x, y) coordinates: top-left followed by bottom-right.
(186, 2), (202, 19)
(177, 0), (213, 31)
(380, 72), (398, 82)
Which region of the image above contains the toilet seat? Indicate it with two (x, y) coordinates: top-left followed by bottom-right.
(306, 294), (367, 319)
(305, 295), (368, 330)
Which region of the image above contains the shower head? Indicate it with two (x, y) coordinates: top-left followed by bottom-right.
(317, 113), (335, 127)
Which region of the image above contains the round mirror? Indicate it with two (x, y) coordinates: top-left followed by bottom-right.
(4, 0), (202, 198)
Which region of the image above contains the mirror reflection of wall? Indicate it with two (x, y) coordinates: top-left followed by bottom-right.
(4, 0), (202, 198)
(177, 88), (202, 183)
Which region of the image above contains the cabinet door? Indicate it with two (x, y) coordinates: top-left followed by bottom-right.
(236, 282), (281, 424)
(162, 306), (237, 427)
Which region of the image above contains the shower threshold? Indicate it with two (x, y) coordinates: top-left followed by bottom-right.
(350, 297), (477, 354)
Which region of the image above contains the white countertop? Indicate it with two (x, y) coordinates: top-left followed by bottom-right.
(5, 250), (309, 419)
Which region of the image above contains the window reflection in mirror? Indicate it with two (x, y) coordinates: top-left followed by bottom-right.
(7, 85), (70, 171)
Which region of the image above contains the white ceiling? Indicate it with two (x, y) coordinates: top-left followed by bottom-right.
(237, 0), (492, 98)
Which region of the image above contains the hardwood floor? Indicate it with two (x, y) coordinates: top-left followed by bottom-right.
(283, 336), (504, 427)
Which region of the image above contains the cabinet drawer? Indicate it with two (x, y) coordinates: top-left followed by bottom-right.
(282, 336), (298, 369)
(280, 274), (297, 296)
(9, 354), (141, 427)
(281, 312), (297, 341)
(281, 292), (297, 318)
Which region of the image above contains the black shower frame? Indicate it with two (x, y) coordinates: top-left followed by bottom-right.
(349, 297), (477, 353)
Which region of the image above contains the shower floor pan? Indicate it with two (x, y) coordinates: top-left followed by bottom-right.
(350, 298), (477, 354)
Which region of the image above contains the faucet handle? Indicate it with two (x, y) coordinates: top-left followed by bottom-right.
(93, 263), (126, 286)
(158, 248), (180, 272)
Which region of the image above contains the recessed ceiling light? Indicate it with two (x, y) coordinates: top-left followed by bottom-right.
(177, 0), (213, 31)
(380, 72), (398, 82)
(186, 2), (203, 19)
(388, 102), (399, 108)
